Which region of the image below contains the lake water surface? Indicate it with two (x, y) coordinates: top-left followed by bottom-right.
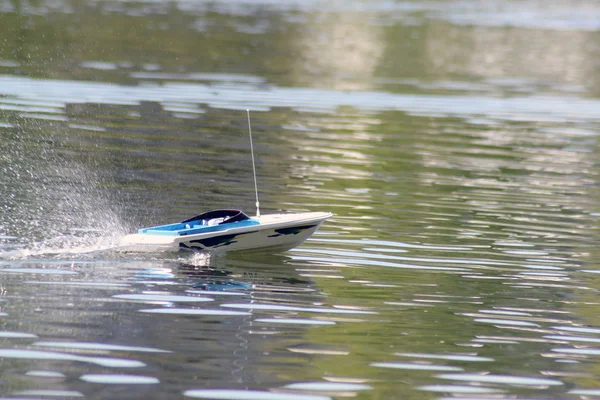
(1, 1), (600, 399)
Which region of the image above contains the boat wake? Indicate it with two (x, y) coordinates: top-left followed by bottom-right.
(0, 230), (125, 260)
(0, 227), (219, 262)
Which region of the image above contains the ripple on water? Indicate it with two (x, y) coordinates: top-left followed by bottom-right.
(0, 268), (77, 275)
(473, 318), (540, 327)
(477, 309), (532, 316)
(0, 349), (145, 368)
(68, 123), (107, 132)
(284, 382), (372, 391)
(581, 270), (600, 274)
(371, 362), (464, 371)
(295, 248), (487, 267)
(287, 344), (349, 356)
(499, 307), (571, 315)
(255, 318), (336, 326)
(521, 264), (565, 270)
(384, 301), (432, 307)
(139, 308), (251, 316)
(26, 280), (130, 288)
(18, 113), (68, 121)
(552, 325), (600, 334)
(472, 338), (520, 344)
(80, 374), (160, 384)
(551, 347), (600, 356)
(113, 294), (214, 303)
(417, 385), (505, 393)
(183, 389), (332, 400)
(0, 331), (38, 339)
(25, 370), (66, 378)
(16, 389), (84, 397)
(2, 74), (600, 121)
(220, 303), (376, 315)
(33, 341), (171, 353)
(289, 255), (468, 272)
(570, 389), (600, 396)
(436, 373), (564, 386)
(394, 352), (494, 362)
(312, 238), (473, 251)
(545, 335), (600, 344)
(503, 250), (549, 256)
(362, 247), (407, 253)
(81, 61), (120, 70)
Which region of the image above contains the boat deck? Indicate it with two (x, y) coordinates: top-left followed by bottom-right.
(138, 219), (260, 236)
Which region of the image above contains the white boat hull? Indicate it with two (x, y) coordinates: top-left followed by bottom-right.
(120, 212), (331, 254)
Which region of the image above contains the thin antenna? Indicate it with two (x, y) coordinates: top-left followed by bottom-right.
(247, 109), (260, 218)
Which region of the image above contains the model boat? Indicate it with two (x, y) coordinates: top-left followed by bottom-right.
(120, 111), (331, 254)
(120, 209), (331, 253)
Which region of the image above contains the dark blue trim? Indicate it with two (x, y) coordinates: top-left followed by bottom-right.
(268, 224), (316, 238)
(179, 230), (260, 251)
